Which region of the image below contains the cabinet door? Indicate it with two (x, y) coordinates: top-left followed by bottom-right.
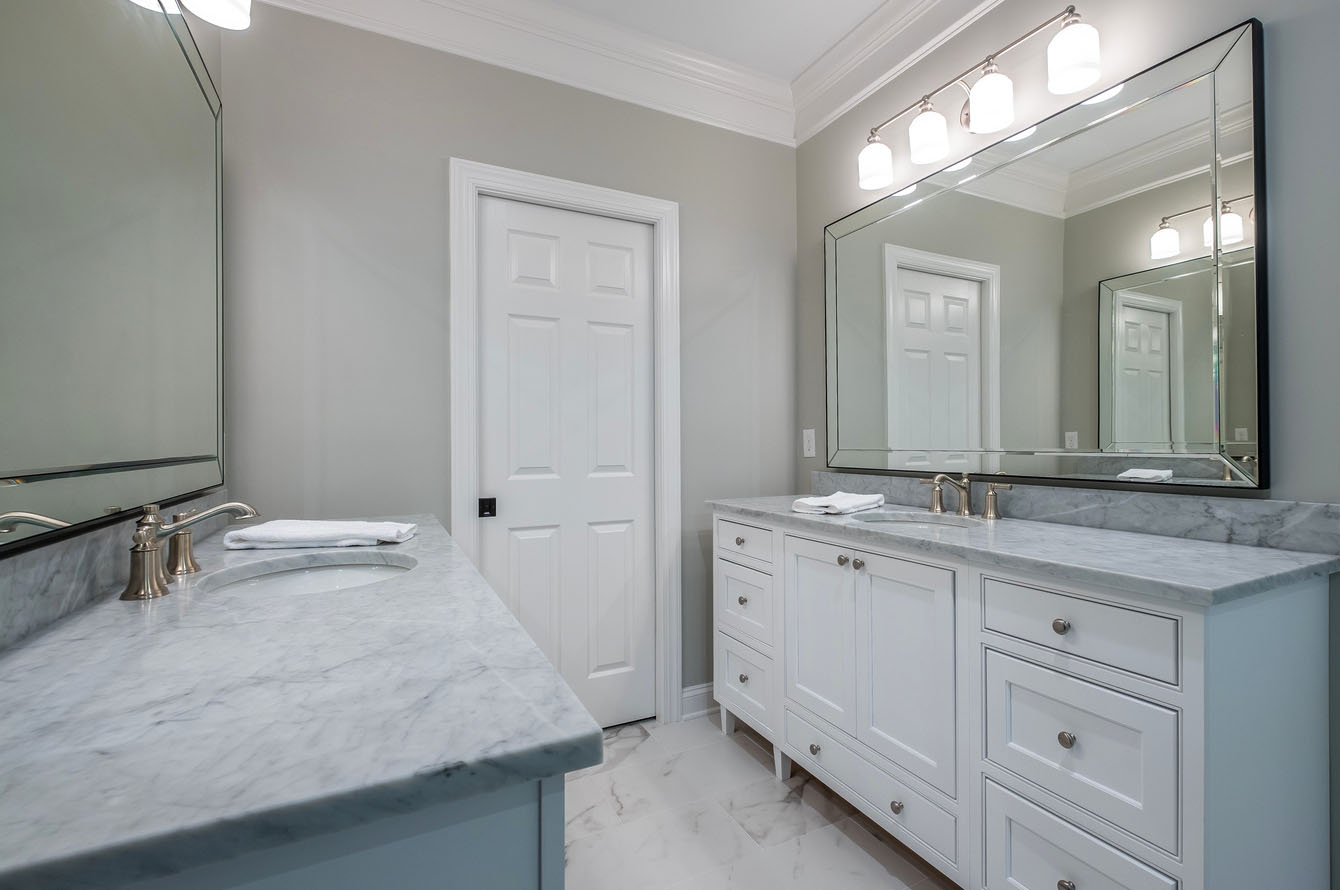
(784, 537), (857, 734)
(854, 550), (957, 795)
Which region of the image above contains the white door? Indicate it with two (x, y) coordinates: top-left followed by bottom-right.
(854, 551), (957, 795)
(1114, 304), (1172, 448)
(784, 537), (857, 735)
(886, 263), (983, 471)
(477, 195), (655, 728)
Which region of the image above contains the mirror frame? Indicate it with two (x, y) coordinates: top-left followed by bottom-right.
(823, 19), (1268, 492)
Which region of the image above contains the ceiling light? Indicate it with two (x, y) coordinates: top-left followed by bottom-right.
(908, 99), (950, 165)
(858, 134), (894, 191)
(181, 0), (250, 29)
(1047, 9), (1102, 95)
(1150, 220), (1180, 260)
(127, 0), (182, 12)
(969, 61), (1015, 134)
(1083, 84), (1123, 105)
(1006, 126), (1038, 142)
(895, 184), (918, 197)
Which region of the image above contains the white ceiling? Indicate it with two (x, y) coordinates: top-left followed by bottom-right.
(539, 0), (892, 80)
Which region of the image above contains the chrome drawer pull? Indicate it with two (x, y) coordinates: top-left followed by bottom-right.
(889, 800), (904, 815)
(809, 743), (821, 755)
(836, 554), (849, 566)
(852, 557), (865, 570)
(1058, 881), (1076, 890)
(735, 536), (746, 546)
(737, 595), (748, 606)
(1057, 731), (1077, 749)
(1052, 618), (1071, 635)
(737, 673), (749, 684)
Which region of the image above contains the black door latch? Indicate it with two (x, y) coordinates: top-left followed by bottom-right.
(478, 498), (497, 518)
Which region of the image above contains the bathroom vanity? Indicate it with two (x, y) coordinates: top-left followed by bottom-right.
(0, 517), (600, 889)
(710, 496), (1337, 890)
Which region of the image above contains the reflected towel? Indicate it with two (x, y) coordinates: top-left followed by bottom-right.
(223, 520), (417, 550)
(1115, 468), (1174, 482)
(791, 492), (885, 515)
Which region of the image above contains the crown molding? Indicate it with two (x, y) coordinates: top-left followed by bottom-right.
(258, 0), (797, 145)
(960, 158), (1070, 218)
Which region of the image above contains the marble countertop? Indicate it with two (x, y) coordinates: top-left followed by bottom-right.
(0, 516), (601, 889)
(710, 496), (1340, 606)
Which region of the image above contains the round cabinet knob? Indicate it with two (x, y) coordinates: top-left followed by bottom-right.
(735, 536), (746, 546)
(1058, 881), (1077, 890)
(737, 595), (749, 606)
(1052, 618), (1071, 636)
(738, 673), (749, 684)
(836, 554), (850, 566)
(889, 800), (904, 815)
(1057, 731), (1077, 750)
(809, 743), (821, 756)
(852, 558), (865, 571)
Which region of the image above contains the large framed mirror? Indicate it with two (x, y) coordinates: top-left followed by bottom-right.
(826, 21), (1266, 488)
(0, 1), (223, 550)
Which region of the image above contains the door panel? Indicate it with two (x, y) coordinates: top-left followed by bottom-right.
(784, 537), (857, 734)
(1114, 304), (1172, 447)
(478, 196), (655, 728)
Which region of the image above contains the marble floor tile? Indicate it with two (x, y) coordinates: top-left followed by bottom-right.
(771, 816), (934, 890)
(720, 772), (855, 847)
(646, 711), (729, 754)
(564, 735), (701, 840)
(664, 847), (793, 890)
(663, 733), (778, 800)
(568, 720), (659, 780)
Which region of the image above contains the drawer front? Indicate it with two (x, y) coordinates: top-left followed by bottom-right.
(717, 518), (773, 565)
(715, 558), (774, 649)
(785, 708), (956, 866)
(983, 577), (1179, 684)
(715, 633), (773, 731)
(985, 780), (1176, 890)
(985, 651), (1179, 852)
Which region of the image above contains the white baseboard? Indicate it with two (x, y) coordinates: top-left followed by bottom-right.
(680, 683), (717, 721)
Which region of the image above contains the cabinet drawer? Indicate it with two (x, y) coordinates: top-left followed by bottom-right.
(983, 577), (1179, 684)
(717, 518), (773, 565)
(785, 708), (956, 866)
(985, 780), (1176, 890)
(715, 558), (774, 650)
(985, 651), (1179, 852)
(715, 633), (773, 732)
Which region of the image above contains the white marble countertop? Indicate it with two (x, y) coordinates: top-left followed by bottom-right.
(0, 516), (601, 889)
(710, 496), (1340, 606)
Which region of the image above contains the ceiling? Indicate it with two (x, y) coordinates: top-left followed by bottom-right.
(539, 0), (891, 80)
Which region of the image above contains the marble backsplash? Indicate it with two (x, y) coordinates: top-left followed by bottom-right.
(813, 471), (1340, 556)
(0, 489), (230, 651)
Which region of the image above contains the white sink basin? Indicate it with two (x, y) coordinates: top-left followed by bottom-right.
(850, 510), (984, 529)
(205, 559), (414, 596)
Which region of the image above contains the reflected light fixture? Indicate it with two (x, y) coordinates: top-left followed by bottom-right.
(127, 0), (182, 12)
(857, 6), (1102, 187)
(908, 99), (950, 164)
(895, 184), (918, 197)
(1203, 201), (1246, 248)
(181, 0), (251, 29)
(945, 158), (973, 172)
(1005, 125), (1038, 142)
(1047, 8), (1102, 94)
(1152, 193), (1252, 259)
(1082, 83), (1123, 105)
(1150, 220), (1180, 260)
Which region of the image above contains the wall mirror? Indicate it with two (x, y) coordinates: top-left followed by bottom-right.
(826, 21), (1265, 488)
(0, 1), (223, 550)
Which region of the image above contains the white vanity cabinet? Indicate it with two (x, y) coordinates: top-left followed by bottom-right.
(710, 503), (1333, 890)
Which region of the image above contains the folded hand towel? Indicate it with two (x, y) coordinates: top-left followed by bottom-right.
(223, 520), (418, 550)
(791, 492), (885, 515)
(1115, 468), (1174, 482)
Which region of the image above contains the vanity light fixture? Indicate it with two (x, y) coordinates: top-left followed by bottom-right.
(1149, 193), (1252, 259)
(127, 0), (182, 12)
(1150, 221), (1180, 260)
(856, 6), (1102, 190)
(181, 0), (251, 29)
(1203, 201), (1246, 248)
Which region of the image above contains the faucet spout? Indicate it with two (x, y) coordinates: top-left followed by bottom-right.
(0, 511), (71, 535)
(931, 473), (974, 517)
(156, 501), (258, 538)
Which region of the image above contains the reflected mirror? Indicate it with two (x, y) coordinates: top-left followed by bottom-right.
(826, 21), (1265, 487)
(0, 1), (223, 548)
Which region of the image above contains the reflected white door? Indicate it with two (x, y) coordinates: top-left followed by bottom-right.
(886, 264), (982, 471)
(1114, 304), (1172, 447)
(477, 196), (655, 728)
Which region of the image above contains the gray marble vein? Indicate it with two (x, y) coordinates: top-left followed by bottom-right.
(709, 496), (1339, 606)
(0, 516), (601, 889)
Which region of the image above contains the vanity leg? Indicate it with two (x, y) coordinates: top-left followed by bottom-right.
(774, 748), (793, 781)
(721, 708), (737, 737)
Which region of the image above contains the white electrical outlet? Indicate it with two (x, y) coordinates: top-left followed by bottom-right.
(1235, 427), (1250, 442)
(802, 429), (816, 458)
(1064, 431), (1079, 450)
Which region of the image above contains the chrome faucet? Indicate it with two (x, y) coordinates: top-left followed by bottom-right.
(0, 511), (71, 535)
(921, 473), (974, 517)
(120, 502), (258, 600)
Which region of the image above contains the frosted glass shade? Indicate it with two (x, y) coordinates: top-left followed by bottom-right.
(969, 67), (1014, 134)
(182, 0), (250, 29)
(1204, 210), (1245, 248)
(127, 0), (182, 12)
(858, 139), (894, 190)
(1151, 223), (1180, 260)
(1048, 19), (1101, 94)
(908, 107), (949, 165)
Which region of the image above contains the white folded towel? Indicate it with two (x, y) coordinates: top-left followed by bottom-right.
(223, 520), (418, 550)
(792, 492), (885, 515)
(1115, 468), (1174, 482)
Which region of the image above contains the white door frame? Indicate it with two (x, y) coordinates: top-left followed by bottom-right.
(448, 158), (683, 723)
(1112, 288), (1186, 448)
(883, 244), (1001, 469)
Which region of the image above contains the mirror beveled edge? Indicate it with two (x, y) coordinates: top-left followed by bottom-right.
(822, 19), (1268, 493)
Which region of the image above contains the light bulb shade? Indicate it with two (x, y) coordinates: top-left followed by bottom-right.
(1048, 19), (1101, 95)
(1220, 210), (1245, 246)
(1151, 224), (1180, 260)
(181, 0), (250, 29)
(127, 0), (183, 12)
(969, 68), (1015, 134)
(858, 139), (894, 191)
(1202, 215), (1214, 249)
(908, 107), (949, 165)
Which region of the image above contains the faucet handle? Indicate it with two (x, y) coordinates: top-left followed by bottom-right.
(920, 478), (945, 514)
(984, 482), (1013, 521)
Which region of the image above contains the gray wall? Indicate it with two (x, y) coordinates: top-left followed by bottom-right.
(218, 3), (796, 690)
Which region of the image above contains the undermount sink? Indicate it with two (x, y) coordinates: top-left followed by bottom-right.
(850, 509), (984, 529)
(202, 555), (416, 596)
